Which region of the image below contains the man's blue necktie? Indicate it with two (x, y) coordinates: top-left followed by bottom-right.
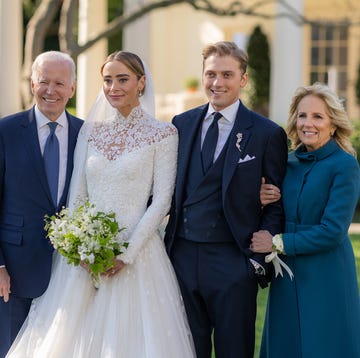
(43, 122), (59, 206)
(201, 112), (222, 173)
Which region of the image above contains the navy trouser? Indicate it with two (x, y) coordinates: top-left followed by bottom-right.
(0, 295), (32, 358)
(170, 238), (258, 358)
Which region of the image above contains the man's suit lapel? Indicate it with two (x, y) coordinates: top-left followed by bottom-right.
(58, 112), (78, 207)
(222, 102), (254, 197)
(20, 107), (53, 205)
(175, 106), (207, 208)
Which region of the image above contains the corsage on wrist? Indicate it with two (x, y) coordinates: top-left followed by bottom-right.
(272, 234), (284, 254)
(265, 234), (294, 280)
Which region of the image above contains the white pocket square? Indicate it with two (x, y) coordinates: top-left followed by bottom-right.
(238, 154), (256, 163)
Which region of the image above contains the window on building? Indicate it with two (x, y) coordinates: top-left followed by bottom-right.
(310, 23), (348, 100)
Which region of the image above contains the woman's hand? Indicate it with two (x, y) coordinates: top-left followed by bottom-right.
(260, 177), (281, 206)
(80, 259), (126, 277)
(105, 259), (126, 277)
(80, 261), (90, 273)
(250, 230), (273, 253)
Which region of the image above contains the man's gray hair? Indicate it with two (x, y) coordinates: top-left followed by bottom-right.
(31, 51), (76, 83)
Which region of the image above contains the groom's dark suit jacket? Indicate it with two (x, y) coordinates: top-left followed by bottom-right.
(0, 107), (83, 298)
(165, 101), (288, 283)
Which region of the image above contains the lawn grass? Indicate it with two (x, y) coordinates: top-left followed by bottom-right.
(254, 286), (269, 356)
(253, 233), (360, 357)
(351, 233), (360, 286)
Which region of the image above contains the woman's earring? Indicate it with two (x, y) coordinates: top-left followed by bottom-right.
(138, 90), (143, 97)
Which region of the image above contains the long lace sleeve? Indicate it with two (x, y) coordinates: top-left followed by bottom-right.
(119, 131), (178, 264)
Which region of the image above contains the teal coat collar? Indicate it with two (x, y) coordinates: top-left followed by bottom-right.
(294, 139), (338, 162)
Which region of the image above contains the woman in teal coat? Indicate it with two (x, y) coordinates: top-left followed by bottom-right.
(252, 83), (360, 358)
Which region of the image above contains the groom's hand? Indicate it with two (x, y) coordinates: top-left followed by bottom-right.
(250, 230), (273, 253)
(0, 267), (10, 302)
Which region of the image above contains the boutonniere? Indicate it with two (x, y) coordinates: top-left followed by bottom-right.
(236, 133), (243, 152)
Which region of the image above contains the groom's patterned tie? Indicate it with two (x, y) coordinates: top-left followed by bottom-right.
(201, 112), (222, 173)
(43, 122), (59, 206)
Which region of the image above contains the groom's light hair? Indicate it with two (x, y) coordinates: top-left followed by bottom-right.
(202, 41), (248, 74)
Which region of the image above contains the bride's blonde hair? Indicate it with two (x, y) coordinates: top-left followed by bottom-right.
(101, 51), (146, 92)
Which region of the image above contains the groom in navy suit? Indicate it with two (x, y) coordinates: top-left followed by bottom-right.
(165, 42), (288, 357)
(0, 51), (83, 357)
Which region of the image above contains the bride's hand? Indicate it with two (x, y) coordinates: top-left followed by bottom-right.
(106, 259), (126, 277)
(260, 177), (281, 206)
(80, 261), (90, 273)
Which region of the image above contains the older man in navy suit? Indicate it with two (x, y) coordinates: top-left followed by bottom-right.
(165, 42), (288, 358)
(0, 51), (83, 357)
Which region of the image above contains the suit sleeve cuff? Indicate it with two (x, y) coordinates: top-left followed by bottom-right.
(249, 258), (266, 275)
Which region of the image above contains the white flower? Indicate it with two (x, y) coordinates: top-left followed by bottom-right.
(80, 252), (95, 264)
(44, 200), (127, 288)
(272, 234), (284, 254)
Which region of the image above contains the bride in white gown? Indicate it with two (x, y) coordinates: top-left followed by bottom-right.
(7, 51), (195, 358)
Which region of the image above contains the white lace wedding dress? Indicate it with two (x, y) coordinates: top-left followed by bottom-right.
(7, 106), (195, 358)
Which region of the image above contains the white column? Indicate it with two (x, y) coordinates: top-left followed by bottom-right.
(123, 0), (151, 66)
(0, 0), (22, 116)
(270, 0), (304, 125)
(76, 0), (107, 119)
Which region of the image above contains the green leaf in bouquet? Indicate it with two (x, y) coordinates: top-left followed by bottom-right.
(44, 199), (127, 288)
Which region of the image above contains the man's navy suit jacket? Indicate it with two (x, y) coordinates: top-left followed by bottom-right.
(165, 101), (288, 281)
(0, 106), (83, 298)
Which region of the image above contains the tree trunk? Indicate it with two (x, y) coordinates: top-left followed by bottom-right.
(22, 0), (62, 108)
(20, 0), (309, 108)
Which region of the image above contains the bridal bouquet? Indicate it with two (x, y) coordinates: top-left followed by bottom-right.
(45, 200), (127, 287)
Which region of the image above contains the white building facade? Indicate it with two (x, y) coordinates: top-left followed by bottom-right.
(2, 0), (360, 123)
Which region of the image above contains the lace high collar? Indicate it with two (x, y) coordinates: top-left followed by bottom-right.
(88, 104), (175, 161)
(115, 105), (144, 124)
